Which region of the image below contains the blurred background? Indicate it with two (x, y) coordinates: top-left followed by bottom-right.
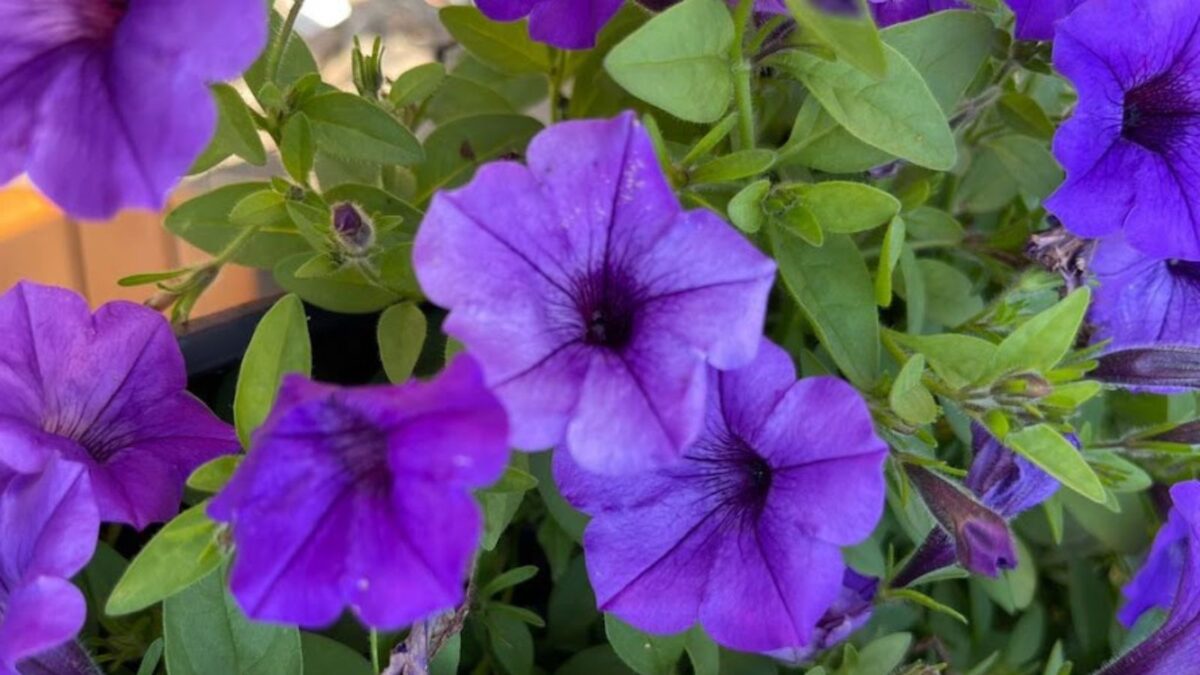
(0, 0), (455, 319)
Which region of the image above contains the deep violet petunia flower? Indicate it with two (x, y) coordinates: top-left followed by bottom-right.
(1045, 0), (1200, 261)
(553, 339), (888, 652)
(1089, 236), (1200, 349)
(1003, 0), (1087, 41)
(208, 356), (510, 630)
(0, 282), (238, 529)
(767, 570), (880, 664)
(868, 0), (967, 27)
(0, 0), (267, 219)
(414, 112), (775, 475)
(476, 0), (622, 50)
(1098, 481), (1200, 674)
(0, 455), (98, 675)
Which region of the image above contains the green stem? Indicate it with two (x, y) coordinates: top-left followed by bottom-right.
(549, 49), (568, 123)
(730, 0), (756, 150)
(266, 0), (307, 84)
(370, 630), (381, 673)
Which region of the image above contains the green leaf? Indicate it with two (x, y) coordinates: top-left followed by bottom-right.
(985, 134), (1064, 201)
(299, 92), (424, 166)
(890, 354), (937, 425)
(279, 113), (315, 183)
(186, 456), (243, 494)
(301, 634), (373, 675)
(793, 181), (900, 233)
(890, 332), (998, 390)
(233, 295), (312, 446)
(557, 646), (638, 675)
(487, 612), (535, 675)
(244, 11), (319, 105)
(481, 566), (540, 598)
(431, 633), (462, 675)
(905, 207), (964, 244)
(846, 633), (912, 675)
(1005, 424), (1105, 503)
(978, 536), (1037, 613)
(118, 268), (190, 287)
(875, 216), (905, 307)
(191, 84), (266, 173)
(106, 503), (224, 616)
(988, 288), (1090, 380)
(163, 568), (302, 675)
(481, 455), (532, 550)
(690, 149), (776, 185)
(684, 628), (720, 675)
(773, 45), (955, 170)
(377, 303), (427, 384)
(440, 6), (552, 75)
(1089, 450), (1153, 493)
(424, 75), (515, 124)
(166, 183), (310, 269)
(390, 62), (447, 108)
(784, 0), (886, 78)
(770, 226), (880, 389)
(415, 114), (543, 202)
(998, 92), (1056, 139)
(728, 179), (771, 234)
(137, 639), (164, 675)
(604, 0), (734, 123)
(531, 452), (589, 542)
(487, 465), (540, 493)
(779, 203), (824, 247)
(274, 253), (402, 314)
(887, 588), (967, 624)
(918, 259), (982, 328)
(605, 614), (686, 675)
(957, 143), (1020, 213)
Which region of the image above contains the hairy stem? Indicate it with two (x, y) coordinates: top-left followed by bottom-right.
(266, 0), (307, 84)
(731, 0), (757, 150)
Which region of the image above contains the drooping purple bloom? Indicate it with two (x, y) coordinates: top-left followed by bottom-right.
(1091, 346), (1200, 391)
(1046, 0), (1200, 261)
(1098, 481), (1200, 674)
(554, 340), (887, 652)
(965, 425), (1063, 519)
(868, 0), (967, 27)
(414, 113), (775, 475)
(476, 0), (622, 49)
(0, 455), (98, 675)
(209, 356), (510, 630)
(1089, 236), (1200, 349)
(0, 1), (267, 219)
(1003, 0), (1087, 41)
(0, 282), (238, 529)
(767, 570), (880, 664)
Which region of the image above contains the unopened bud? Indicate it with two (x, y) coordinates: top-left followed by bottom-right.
(332, 202), (374, 255)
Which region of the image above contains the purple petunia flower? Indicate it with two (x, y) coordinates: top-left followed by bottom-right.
(1098, 481), (1200, 674)
(476, 0), (622, 50)
(868, 0), (967, 27)
(1046, 0), (1200, 261)
(209, 356), (509, 630)
(0, 454), (98, 675)
(1089, 236), (1200, 349)
(1003, 0), (1087, 41)
(0, 1), (267, 219)
(414, 113), (775, 475)
(0, 282), (238, 529)
(767, 569), (880, 664)
(554, 339), (887, 652)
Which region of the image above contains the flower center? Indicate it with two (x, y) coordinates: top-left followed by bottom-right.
(313, 398), (392, 494)
(1167, 258), (1200, 279)
(78, 0), (128, 40)
(686, 432), (775, 520)
(1122, 70), (1200, 154)
(572, 270), (641, 350)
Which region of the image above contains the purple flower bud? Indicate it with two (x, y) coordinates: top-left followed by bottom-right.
(767, 569), (879, 664)
(1092, 346), (1200, 391)
(332, 202), (375, 254)
(966, 424), (1064, 519)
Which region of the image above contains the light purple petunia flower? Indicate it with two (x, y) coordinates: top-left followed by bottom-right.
(414, 113), (775, 475)
(868, 0), (967, 27)
(0, 454), (98, 675)
(476, 0), (622, 50)
(1046, 0), (1200, 261)
(0, 282), (238, 529)
(1003, 0), (1087, 41)
(1089, 236), (1200, 349)
(0, 0), (267, 219)
(1098, 481), (1200, 674)
(554, 340), (887, 652)
(209, 356), (510, 630)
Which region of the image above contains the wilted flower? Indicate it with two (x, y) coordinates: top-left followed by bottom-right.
(0, 1), (267, 219)
(1003, 0), (1087, 40)
(209, 356), (509, 629)
(1099, 481), (1200, 674)
(768, 570), (880, 664)
(0, 455), (98, 674)
(1090, 236), (1200, 349)
(1046, 0), (1200, 260)
(554, 340), (887, 651)
(0, 282), (238, 529)
(414, 113), (775, 474)
(868, 0), (966, 27)
(1092, 346), (1200, 391)
(476, 0), (622, 49)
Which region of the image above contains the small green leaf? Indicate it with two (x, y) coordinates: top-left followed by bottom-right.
(299, 92), (424, 166)
(604, 0), (734, 123)
(905, 207), (963, 244)
(481, 566), (540, 598)
(390, 62), (447, 108)
(728, 179), (771, 234)
(889, 332), (998, 390)
(280, 114), (315, 183)
(875, 216), (905, 307)
(1005, 424), (1105, 503)
(192, 84), (266, 173)
(890, 354), (937, 425)
(301, 634), (373, 675)
(989, 288), (1091, 380)
(117, 269), (190, 288)
(888, 588), (967, 624)
(690, 149), (776, 185)
(186, 456), (243, 494)
(985, 134), (1064, 201)
(605, 614), (686, 675)
(794, 181), (900, 233)
(784, 0), (886, 78)
(440, 6), (552, 75)
(919, 259), (982, 328)
(486, 465), (540, 494)
(377, 302), (427, 384)
(136, 639), (164, 675)
(481, 455), (533, 551)
(106, 503), (225, 616)
(847, 633), (912, 675)
(684, 628), (720, 675)
(531, 452), (588, 542)
(779, 203), (824, 247)
(486, 612), (534, 675)
(1089, 450), (1153, 493)
(415, 114), (543, 202)
(998, 92), (1056, 139)
(233, 295), (312, 446)
(166, 183), (310, 269)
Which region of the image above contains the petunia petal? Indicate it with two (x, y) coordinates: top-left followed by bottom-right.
(527, 0), (623, 50)
(116, 0), (267, 81)
(0, 458), (96, 583)
(0, 577), (88, 671)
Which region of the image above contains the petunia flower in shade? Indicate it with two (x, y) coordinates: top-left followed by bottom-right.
(1097, 481), (1200, 674)
(208, 356), (510, 630)
(0, 0), (267, 219)
(1003, 0), (1087, 41)
(1089, 236), (1200, 350)
(476, 0), (622, 50)
(0, 282), (238, 529)
(414, 112), (775, 475)
(0, 456), (99, 675)
(868, 0), (967, 27)
(767, 570), (880, 664)
(1045, 0), (1200, 261)
(554, 340), (887, 652)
